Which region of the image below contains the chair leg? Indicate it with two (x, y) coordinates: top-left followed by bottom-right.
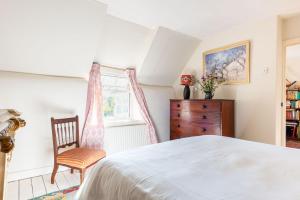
(51, 164), (59, 184)
(71, 169), (74, 174)
(80, 169), (86, 184)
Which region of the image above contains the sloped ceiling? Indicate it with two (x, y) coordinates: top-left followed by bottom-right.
(96, 15), (153, 69)
(0, 0), (199, 86)
(98, 0), (300, 39)
(0, 0), (107, 77)
(138, 27), (199, 86)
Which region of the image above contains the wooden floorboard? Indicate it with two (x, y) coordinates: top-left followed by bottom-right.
(6, 181), (18, 200)
(73, 172), (80, 186)
(6, 171), (80, 200)
(42, 173), (59, 194)
(31, 176), (46, 198)
(19, 179), (33, 200)
(55, 172), (72, 191)
(62, 170), (80, 187)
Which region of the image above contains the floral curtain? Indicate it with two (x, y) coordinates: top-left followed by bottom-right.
(81, 63), (104, 149)
(126, 68), (158, 144)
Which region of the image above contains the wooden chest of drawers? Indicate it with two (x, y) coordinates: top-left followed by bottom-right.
(170, 99), (234, 140)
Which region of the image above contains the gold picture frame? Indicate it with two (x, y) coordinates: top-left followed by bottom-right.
(203, 40), (250, 84)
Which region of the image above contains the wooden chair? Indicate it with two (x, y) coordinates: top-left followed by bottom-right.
(51, 115), (105, 184)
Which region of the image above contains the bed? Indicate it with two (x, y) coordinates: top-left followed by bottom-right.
(76, 135), (300, 200)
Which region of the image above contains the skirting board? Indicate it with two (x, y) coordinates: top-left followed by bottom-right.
(7, 165), (68, 182)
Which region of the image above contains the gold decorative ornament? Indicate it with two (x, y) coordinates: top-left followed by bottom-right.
(0, 109), (26, 200)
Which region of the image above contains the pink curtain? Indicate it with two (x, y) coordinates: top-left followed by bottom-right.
(81, 63), (104, 150)
(126, 68), (158, 144)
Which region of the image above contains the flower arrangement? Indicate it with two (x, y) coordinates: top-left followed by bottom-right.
(196, 74), (225, 99)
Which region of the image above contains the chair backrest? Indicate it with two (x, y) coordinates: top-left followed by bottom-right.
(51, 116), (80, 156)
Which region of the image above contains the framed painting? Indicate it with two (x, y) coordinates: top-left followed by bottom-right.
(203, 40), (250, 84)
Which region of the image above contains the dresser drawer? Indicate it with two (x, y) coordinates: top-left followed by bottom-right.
(170, 99), (234, 140)
(171, 121), (221, 137)
(171, 111), (220, 124)
(171, 101), (220, 112)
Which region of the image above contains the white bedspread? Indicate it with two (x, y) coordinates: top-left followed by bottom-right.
(76, 136), (300, 200)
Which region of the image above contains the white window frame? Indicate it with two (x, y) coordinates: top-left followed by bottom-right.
(101, 71), (144, 128)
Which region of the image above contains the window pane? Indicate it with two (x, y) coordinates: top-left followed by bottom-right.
(101, 73), (131, 121)
(103, 90), (130, 120)
(102, 74), (129, 89)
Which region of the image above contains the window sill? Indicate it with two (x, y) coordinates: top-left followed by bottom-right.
(104, 120), (146, 128)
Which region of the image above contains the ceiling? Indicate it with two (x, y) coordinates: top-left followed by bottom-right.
(97, 0), (300, 39)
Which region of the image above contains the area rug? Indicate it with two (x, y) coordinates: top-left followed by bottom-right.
(31, 185), (79, 200)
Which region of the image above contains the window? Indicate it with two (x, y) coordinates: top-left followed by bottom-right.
(102, 73), (131, 122)
(101, 68), (143, 126)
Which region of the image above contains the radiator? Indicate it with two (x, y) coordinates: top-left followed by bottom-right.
(104, 124), (150, 155)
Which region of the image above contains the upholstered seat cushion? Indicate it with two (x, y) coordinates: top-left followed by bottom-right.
(57, 148), (106, 169)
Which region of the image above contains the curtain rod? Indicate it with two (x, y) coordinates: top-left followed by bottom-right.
(93, 62), (126, 71)
(103, 65), (125, 71)
(0, 69), (173, 88)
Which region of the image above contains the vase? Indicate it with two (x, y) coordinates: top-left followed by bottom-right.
(183, 85), (190, 100)
(204, 91), (213, 100)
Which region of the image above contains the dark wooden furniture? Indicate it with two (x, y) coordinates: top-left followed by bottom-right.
(286, 89), (300, 148)
(170, 99), (234, 140)
(51, 116), (106, 184)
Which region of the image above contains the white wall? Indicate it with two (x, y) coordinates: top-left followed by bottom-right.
(1, 71), (174, 181)
(139, 27), (199, 86)
(0, 0), (107, 78)
(142, 86), (175, 142)
(0, 0), (195, 180)
(283, 16), (300, 81)
(287, 59), (300, 81)
(283, 15), (300, 41)
(0, 0), (195, 81)
(174, 17), (279, 144)
(0, 0), (157, 78)
(96, 15), (154, 69)
(0, 72), (86, 180)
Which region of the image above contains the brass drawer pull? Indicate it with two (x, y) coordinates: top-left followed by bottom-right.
(177, 124), (181, 128)
(177, 104), (181, 108)
(202, 105), (207, 109)
(202, 115), (207, 119)
(202, 128), (207, 132)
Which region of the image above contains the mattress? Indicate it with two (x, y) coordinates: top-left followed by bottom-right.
(76, 135), (300, 200)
